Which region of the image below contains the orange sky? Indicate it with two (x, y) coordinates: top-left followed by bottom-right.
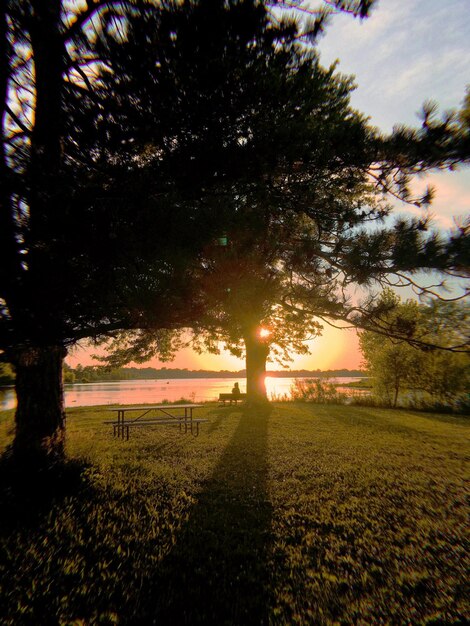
(66, 326), (362, 372)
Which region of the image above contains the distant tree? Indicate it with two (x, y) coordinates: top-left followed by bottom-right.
(359, 292), (422, 407)
(185, 194), (468, 403)
(408, 299), (470, 405)
(359, 291), (469, 408)
(185, 216), (326, 400)
(62, 363), (75, 384)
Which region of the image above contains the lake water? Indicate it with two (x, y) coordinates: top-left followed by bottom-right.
(0, 376), (362, 411)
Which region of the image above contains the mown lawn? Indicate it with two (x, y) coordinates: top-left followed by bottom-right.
(0, 403), (468, 625)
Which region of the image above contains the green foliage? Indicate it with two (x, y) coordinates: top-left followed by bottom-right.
(0, 403), (468, 623)
(359, 291), (470, 409)
(62, 363), (75, 384)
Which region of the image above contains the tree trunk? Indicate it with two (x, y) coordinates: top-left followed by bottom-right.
(244, 331), (270, 405)
(6, 2), (67, 468)
(12, 345), (67, 465)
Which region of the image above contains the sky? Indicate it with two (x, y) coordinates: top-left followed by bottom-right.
(67, 0), (470, 372)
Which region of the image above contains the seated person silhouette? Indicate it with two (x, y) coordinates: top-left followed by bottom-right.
(232, 382), (241, 397)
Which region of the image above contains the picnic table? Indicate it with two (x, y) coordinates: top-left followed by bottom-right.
(105, 404), (206, 440)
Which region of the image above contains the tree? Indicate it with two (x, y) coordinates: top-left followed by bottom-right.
(88, 0), (381, 401)
(99, 5), (469, 404)
(359, 292), (422, 407)
(359, 291), (470, 408)
(61, 0), (390, 405)
(408, 300), (470, 405)
(1, 2), (132, 462)
(1, 0), (230, 463)
(187, 181), (468, 404)
(186, 226), (324, 402)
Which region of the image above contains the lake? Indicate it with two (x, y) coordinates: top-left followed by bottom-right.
(0, 376), (363, 411)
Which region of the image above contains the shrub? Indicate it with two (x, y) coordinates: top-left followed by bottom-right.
(290, 378), (345, 404)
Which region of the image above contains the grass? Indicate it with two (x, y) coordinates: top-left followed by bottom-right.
(0, 403), (468, 625)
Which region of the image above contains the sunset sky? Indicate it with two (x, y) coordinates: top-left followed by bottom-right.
(67, 0), (470, 372)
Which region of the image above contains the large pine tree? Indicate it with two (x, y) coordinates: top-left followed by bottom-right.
(95, 2), (469, 402)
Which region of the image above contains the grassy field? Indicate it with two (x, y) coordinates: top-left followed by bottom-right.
(0, 403), (468, 625)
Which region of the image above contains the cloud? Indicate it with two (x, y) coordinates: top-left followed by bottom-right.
(391, 170), (470, 230)
(317, 0), (470, 131)
(382, 48), (468, 106)
(414, 171), (470, 229)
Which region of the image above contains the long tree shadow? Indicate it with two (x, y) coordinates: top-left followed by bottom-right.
(205, 405), (242, 434)
(131, 404), (273, 625)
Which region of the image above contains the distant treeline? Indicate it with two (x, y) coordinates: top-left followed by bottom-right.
(0, 363), (365, 386)
(63, 364), (364, 384)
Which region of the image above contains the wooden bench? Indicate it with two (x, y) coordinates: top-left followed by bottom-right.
(218, 393), (247, 405)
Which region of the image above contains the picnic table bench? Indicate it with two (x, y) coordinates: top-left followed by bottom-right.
(104, 404), (206, 440)
(218, 393), (247, 405)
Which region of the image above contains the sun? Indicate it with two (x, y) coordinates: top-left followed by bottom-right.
(258, 327), (271, 339)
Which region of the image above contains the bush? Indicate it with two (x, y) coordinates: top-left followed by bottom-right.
(348, 392), (382, 408)
(290, 378), (345, 404)
(349, 388), (470, 415)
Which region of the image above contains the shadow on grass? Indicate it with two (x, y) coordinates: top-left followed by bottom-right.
(130, 404), (273, 625)
(205, 405), (242, 434)
(0, 450), (92, 534)
(328, 406), (436, 438)
(343, 406), (469, 440)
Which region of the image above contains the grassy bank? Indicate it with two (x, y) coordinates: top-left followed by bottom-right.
(0, 403), (468, 624)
